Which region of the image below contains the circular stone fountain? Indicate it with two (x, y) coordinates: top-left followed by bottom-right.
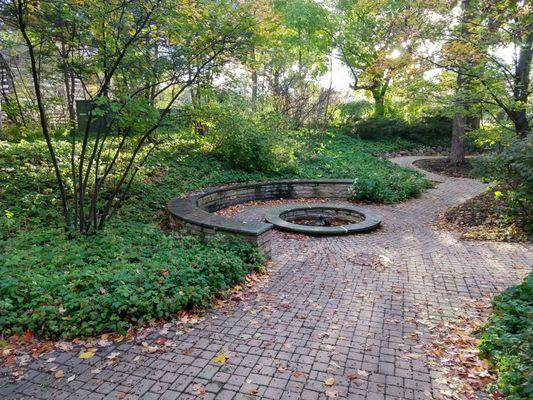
(265, 203), (382, 235)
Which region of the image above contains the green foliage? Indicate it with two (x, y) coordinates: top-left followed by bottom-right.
(474, 136), (533, 233)
(336, 100), (374, 126)
(354, 117), (452, 146)
(478, 274), (533, 399)
(350, 161), (431, 203)
(0, 228), (262, 338)
(205, 105), (297, 174)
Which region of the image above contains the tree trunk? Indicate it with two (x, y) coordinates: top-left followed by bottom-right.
(60, 41), (76, 128)
(372, 89), (385, 118)
(250, 45), (258, 111)
(0, 100), (3, 139)
(450, 0), (476, 164)
(450, 113), (466, 164)
(16, 0), (71, 229)
(512, 32), (532, 137)
(510, 110), (529, 137)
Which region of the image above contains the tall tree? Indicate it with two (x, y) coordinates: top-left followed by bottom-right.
(334, 0), (417, 117)
(449, 0), (481, 164)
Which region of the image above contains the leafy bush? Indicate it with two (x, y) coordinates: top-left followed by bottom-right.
(474, 136), (532, 233)
(337, 100), (373, 126)
(0, 228), (262, 338)
(354, 116), (452, 146)
(214, 113), (296, 174)
(195, 101), (297, 174)
(478, 274), (533, 399)
(350, 161), (431, 203)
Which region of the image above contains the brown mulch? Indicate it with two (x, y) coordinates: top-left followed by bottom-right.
(436, 191), (530, 242)
(414, 158), (479, 178)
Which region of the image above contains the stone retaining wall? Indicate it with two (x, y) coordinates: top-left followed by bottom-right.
(168, 180), (354, 259)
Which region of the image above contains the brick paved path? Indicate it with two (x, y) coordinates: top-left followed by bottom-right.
(2, 156), (532, 400)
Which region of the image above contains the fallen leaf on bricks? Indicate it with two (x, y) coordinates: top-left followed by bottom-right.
(212, 353), (229, 364)
(191, 383), (206, 396)
(79, 349), (96, 359)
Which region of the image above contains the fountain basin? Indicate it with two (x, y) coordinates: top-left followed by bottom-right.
(265, 203), (382, 235)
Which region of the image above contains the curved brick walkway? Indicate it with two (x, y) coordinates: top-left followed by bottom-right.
(2, 157), (532, 400)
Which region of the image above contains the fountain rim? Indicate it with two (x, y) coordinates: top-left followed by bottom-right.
(264, 203), (382, 236)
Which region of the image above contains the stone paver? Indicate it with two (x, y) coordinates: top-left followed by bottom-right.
(2, 156), (532, 400)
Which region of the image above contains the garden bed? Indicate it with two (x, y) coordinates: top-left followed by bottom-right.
(413, 158), (479, 178)
(436, 191), (531, 242)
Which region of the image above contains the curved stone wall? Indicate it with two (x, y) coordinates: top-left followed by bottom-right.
(168, 179), (354, 259)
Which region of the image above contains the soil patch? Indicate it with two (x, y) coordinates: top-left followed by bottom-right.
(414, 158), (479, 178)
(436, 190), (530, 242)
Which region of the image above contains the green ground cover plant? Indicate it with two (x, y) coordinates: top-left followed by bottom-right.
(0, 130), (430, 338)
(353, 117), (454, 147)
(478, 274), (533, 399)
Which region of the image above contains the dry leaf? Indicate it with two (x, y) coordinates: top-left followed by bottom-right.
(324, 377), (335, 386)
(54, 370), (65, 379)
(79, 350), (96, 359)
(191, 383), (206, 397)
(56, 341), (74, 352)
(107, 352), (121, 360)
(212, 353), (229, 364)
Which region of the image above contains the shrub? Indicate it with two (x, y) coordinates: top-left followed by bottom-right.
(350, 161), (431, 203)
(353, 117), (452, 146)
(478, 274), (533, 399)
(474, 136), (533, 233)
(355, 118), (411, 140)
(0, 228), (262, 339)
(200, 103), (297, 174)
(337, 100), (373, 126)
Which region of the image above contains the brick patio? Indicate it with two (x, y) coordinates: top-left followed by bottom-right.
(2, 156), (532, 400)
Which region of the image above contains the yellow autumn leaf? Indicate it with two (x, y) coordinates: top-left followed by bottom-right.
(79, 350), (96, 359)
(212, 353), (229, 364)
(54, 370), (65, 378)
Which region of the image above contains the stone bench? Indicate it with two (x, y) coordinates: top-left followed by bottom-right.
(168, 179), (354, 259)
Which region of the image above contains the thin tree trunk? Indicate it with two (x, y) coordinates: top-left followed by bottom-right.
(512, 32), (532, 137)
(16, 0), (71, 229)
(250, 45), (258, 111)
(0, 100), (3, 139)
(450, 113), (466, 164)
(61, 41), (76, 128)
